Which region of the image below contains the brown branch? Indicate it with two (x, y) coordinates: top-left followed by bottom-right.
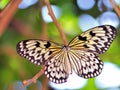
(0, 0), (22, 36)
(109, 0), (120, 18)
(44, 0), (68, 45)
(23, 67), (44, 86)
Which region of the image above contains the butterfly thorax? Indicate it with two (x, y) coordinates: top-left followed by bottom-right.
(62, 45), (71, 51)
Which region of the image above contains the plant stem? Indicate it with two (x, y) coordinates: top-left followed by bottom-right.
(45, 0), (68, 45)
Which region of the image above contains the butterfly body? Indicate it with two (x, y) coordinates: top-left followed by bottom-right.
(17, 25), (116, 83)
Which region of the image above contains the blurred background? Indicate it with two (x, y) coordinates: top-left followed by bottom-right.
(0, 0), (120, 90)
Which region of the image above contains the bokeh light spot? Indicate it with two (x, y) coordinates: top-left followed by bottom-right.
(77, 0), (95, 10)
(95, 62), (120, 89)
(19, 0), (38, 9)
(14, 81), (26, 90)
(42, 5), (61, 23)
(103, 0), (113, 10)
(78, 14), (99, 31)
(97, 0), (103, 12)
(114, 0), (120, 5)
(97, 11), (119, 28)
(49, 72), (87, 89)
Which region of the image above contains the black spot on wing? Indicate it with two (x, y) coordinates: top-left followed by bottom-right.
(90, 31), (96, 37)
(22, 40), (29, 49)
(83, 44), (89, 48)
(22, 40), (28, 44)
(94, 39), (99, 43)
(44, 41), (51, 48)
(17, 40), (28, 53)
(99, 25), (108, 33)
(35, 41), (40, 47)
(78, 35), (87, 41)
(49, 51), (53, 55)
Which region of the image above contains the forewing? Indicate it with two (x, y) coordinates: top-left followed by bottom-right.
(17, 39), (62, 65)
(68, 49), (103, 78)
(69, 25), (116, 54)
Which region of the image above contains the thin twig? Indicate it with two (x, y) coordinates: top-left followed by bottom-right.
(45, 0), (68, 45)
(109, 0), (120, 18)
(23, 68), (44, 86)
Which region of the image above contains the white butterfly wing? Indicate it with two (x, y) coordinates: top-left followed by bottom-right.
(69, 25), (116, 54)
(44, 48), (72, 83)
(17, 39), (62, 65)
(68, 49), (103, 78)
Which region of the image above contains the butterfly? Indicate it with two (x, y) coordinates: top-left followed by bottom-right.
(17, 25), (116, 84)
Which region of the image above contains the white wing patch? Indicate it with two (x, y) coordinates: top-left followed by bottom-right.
(69, 25), (116, 54)
(17, 40), (62, 65)
(68, 49), (103, 78)
(44, 53), (69, 83)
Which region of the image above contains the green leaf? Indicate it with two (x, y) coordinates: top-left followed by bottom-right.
(0, 0), (10, 9)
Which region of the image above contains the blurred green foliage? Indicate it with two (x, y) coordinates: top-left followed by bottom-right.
(0, 0), (10, 9)
(0, 0), (120, 90)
